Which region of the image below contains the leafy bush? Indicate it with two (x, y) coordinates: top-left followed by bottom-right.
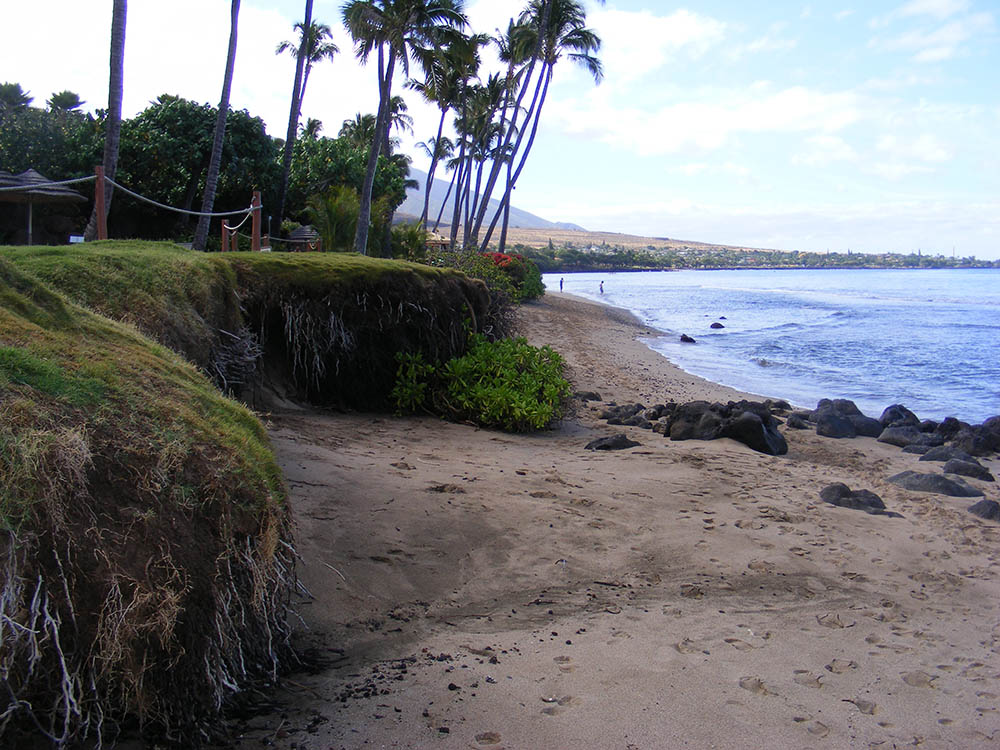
(429, 250), (517, 339)
(306, 185), (359, 251)
(481, 251), (544, 301)
(391, 222), (429, 262)
(392, 334), (570, 432)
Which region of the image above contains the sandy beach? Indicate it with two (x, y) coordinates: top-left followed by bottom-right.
(237, 292), (1000, 749)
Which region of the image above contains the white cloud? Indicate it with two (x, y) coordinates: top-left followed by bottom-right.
(550, 83), (861, 156)
(835, 9), (856, 21)
(792, 135), (859, 166)
(731, 22), (799, 58)
(868, 162), (935, 179)
(589, 8), (727, 82)
(876, 133), (952, 162)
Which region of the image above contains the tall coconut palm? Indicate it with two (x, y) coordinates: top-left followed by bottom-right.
(339, 112), (377, 149)
(301, 117), (324, 138)
(481, 0), (602, 252)
(193, 0), (241, 252)
(273, 0), (315, 238)
(276, 20), (339, 113)
(414, 134), (452, 227)
(342, 0), (467, 255)
(409, 29), (479, 227)
(84, 0), (126, 241)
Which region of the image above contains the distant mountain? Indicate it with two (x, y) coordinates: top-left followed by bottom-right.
(398, 167), (585, 232)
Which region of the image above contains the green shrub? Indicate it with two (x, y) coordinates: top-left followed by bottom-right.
(392, 334), (570, 432)
(306, 185), (359, 251)
(391, 222), (429, 262)
(481, 252), (545, 302)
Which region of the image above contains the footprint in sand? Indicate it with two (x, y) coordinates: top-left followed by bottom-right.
(475, 731), (502, 745)
(845, 698), (877, 715)
(807, 721), (830, 738)
(825, 659), (858, 674)
(902, 670), (937, 688)
(724, 638), (756, 651)
(675, 638), (708, 655)
(738, 676), (777, 696)
(553, 655), (575, 673)
(793, 671), (823, 689)
(540, 695), (579, 715)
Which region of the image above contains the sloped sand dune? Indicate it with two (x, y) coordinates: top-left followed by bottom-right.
(243, 293), (1000, 749)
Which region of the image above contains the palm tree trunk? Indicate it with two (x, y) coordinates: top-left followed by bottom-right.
(421, 107), (447, 226)
(480, 61), (550, 252)
(273, 0), (314, 238)
(353, 45), (395, 254)
(471, 61), (522, 241)
(433, 165), (459, 232)
(299, 60), (313, 113)
(498, 154), (513, 252)
(84, 0), (126, 241)
(193, 0), (240, 252)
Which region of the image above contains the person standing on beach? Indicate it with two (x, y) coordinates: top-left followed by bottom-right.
(600, 281), (604, 294)
(560, 277), (564, 292)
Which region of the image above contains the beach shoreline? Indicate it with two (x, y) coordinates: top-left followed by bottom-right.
(233, 292), (1000, 749)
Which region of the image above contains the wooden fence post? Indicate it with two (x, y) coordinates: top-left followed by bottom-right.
(251, 191), (261, 252)
(95, 165), (108, 240)
(221, 219), (227, 252)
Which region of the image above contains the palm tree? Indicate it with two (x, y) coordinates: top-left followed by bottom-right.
(339, 112), (377, 149)
(415, 134), (453, 227)
(0, 82), (33, 109)
(193, 0), (241, 252)
(301, 117), (324, 138)
(341, 0), (467, 255)
(276, 21), (339, 114)
(46, 90), (85, 112)
(273, 0), (314, 238)
(84, 0), (126, 241)
(481, 0), (602, 252)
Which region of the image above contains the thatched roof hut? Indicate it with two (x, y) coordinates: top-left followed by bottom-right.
(0, 169), (87, 245)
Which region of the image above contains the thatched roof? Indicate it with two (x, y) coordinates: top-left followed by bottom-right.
(287, 224), (319, 242)
(0, 169), (87, 204)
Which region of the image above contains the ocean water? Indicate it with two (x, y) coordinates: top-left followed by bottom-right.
(543, 269), (1000, 423)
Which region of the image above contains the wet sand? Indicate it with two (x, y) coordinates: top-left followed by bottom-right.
(241, 293), (1000, 749)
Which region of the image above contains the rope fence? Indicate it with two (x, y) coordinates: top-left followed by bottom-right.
(0, 175), (97, 193)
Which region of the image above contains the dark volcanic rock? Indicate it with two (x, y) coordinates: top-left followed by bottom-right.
(902, 444), (932, 454)
(721, 411), (788, 456)
(669, 402), (723, 441)
(880, 404), (921, 428)
(935, 416), (970, 439)
(586, 434), (641, 451)
(600, 403), (644, 421)
(848, 415), (884, 438)
(919, 419), (939, 433)
(710, 322), (725, 329)
(949, 428), (994, 457)
(575, 391), (602, 402)
(877, 426), (925, 448)
(968, 499), (1000, 522)
(943, 459), (995, 482)
(816, 412), (856, 439)
(786, 414), (809, 430)
(819, 483), (888, 515)
(680, 334), (696, 343)
(765, 399), (793, 413)
(887, 471), (983, 497)
(920, 445), (977, 463)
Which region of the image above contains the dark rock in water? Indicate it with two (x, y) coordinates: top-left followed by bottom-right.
(586, 434), (641, 451)
(950, 428), (994, 457)
(849, 415), (884, 438)
(680, 334), (696, 343)
(968, 499), (1000, 522)
(786, 414), (809, 430)
(720, 316), (727, 320)
(721, 411), (788, 456)
(576, 391), (602, 402)
(902, 444), (932, 454)
(980, 416), (1000, 451)
(816, 412), (856, 439)
(943, 459), (995, 482)
(765, 399), (792, 413)
(880, 404), (920, 428)
(887, 471), (983, 497)
(920, 445), (977, 464)
(877, 426), (924, 448)
(819, 483), (889, 515)
(710, 322), (725, 329)
(919, 419), (939, 433)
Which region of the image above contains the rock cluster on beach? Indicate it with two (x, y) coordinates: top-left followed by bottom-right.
(598, 398), (791, 455)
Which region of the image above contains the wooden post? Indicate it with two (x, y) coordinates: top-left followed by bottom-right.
(230, 226), (238, 252)
(221, 219), (227, 252)
(95, 165), (108, 240)
(251, 191), (261, 252)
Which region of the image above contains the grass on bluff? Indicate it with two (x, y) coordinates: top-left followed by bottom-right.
(0, 255), (293, 745)
(2, 241), (494, 407)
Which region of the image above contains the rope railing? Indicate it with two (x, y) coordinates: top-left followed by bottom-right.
(105, 177), (258, 219)
(0, 175), (97, 192)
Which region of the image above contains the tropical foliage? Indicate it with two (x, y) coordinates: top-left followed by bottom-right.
(392, 333), (570, 431)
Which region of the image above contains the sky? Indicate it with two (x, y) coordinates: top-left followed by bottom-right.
(3, 1), (998, 258)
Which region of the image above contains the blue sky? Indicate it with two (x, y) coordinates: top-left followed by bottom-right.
(4, 1), (998, 257)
